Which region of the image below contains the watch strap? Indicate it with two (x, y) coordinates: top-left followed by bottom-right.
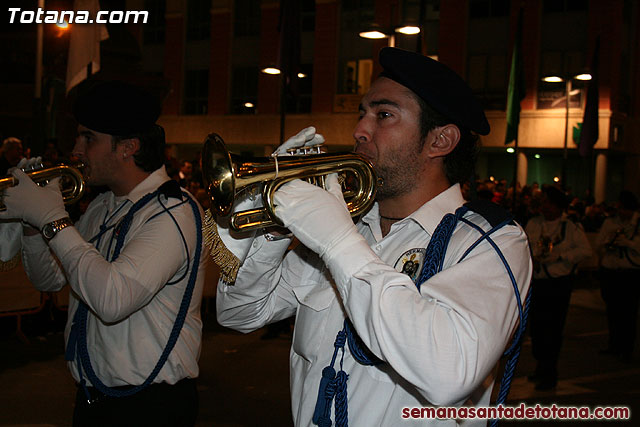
(42, 217), (73, 241)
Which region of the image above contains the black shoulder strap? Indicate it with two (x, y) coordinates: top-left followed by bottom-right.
(158, 179), (183, 200)
(463, 199), (515, 228)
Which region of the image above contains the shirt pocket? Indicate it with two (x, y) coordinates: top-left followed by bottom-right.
(291, 285), (336, 361)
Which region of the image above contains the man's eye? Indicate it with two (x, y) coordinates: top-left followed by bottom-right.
(378, 111), (391, 119)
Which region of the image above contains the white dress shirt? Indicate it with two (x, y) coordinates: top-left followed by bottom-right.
(217, 184), (532, 426)
(525, 214), (593, 279)
(595, 212), (640, 270)
(21, 166), (207, 387)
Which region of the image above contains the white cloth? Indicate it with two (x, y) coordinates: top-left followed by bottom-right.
(217, 184), (532, 426)
(525, 214), (593, 279)
(0, 222), (21, 262)
(595, 212), (640, 270)
(21, 166), (208, 387)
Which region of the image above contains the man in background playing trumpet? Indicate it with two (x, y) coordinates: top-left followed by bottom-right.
(0, 80), (207, 426)
(214, 47), (532, 426)
(596, 190), (640, 362)
(525, 186), (592, 390)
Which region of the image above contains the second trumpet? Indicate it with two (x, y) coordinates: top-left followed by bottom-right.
(202, 133), (378, 231)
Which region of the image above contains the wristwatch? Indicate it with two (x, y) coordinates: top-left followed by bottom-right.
(41, 217), (73, 241)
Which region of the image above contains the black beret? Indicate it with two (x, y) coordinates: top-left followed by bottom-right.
(73, 80), (161, 135)
(379, 47), (490, 135)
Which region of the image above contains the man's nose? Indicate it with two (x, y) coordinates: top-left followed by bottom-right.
(353, 117), (372, 144)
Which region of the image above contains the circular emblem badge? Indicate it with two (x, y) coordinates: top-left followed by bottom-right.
(394, 248), (426, 283)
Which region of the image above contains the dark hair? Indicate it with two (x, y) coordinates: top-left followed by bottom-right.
(112, 124), (166, 172)
(413, 94), (479, 184)
(544, 186), (569, 210)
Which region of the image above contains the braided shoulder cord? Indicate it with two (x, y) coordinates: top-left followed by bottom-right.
(66, 190), (203, 398)
(313, 205), (528, 426)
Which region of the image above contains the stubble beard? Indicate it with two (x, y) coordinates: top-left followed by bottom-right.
(374, 139), (424, 201)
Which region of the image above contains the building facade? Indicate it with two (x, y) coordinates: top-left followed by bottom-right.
(1, 0), (639, 202)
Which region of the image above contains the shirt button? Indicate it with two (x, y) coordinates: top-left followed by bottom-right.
(376, 245), (382, 251)
(253, 241), (259, 248)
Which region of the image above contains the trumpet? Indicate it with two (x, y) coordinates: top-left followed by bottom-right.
(0, 164), (85, 211)
(202, 133), (378, 231)
(535, 236), (554, 259)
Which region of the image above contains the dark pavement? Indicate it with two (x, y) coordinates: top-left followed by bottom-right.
(1, 281), (638, 426)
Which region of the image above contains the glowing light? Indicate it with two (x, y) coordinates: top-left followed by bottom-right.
(359, 31), (387, 39)
(297, 73), (307, 78)
(506, 147), (515, 153)
(534, 154), (541, 159)
(261, 67), (280, 75)
(574, 73), (592, 81)
(542, 76), (563, 83)
(56, 20), (69, 29)
(553, 176), (560, 183)
(244, 102), (254, 108)
(489, 176), (495, 182)
(395, 26), (420, 35)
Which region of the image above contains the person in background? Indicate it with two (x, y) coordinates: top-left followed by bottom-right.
(1, 80), (207, 426)
(0, 137), (24, 173)
(525, 186), (592, 390)
(596, 190), (640, 362)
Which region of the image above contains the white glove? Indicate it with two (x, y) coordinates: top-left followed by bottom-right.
(0, 222), (22, 262)
(13, 156), (43, 172)
(215, 192), (262, 261)
(271, 126), (325, 156)
(0, 169), (68, 229)
(273, 174), (358, 258)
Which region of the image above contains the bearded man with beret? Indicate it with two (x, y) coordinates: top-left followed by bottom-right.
(215, 48), (532, 426)
(1, 80), (207, 426)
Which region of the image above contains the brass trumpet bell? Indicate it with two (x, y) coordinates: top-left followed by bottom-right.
(0, 164), (85, 211)
(202, 133), (378, 231)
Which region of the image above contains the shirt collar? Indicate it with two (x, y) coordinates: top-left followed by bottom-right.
(361, 184), (465, 236)
(118, 165), (172, 204)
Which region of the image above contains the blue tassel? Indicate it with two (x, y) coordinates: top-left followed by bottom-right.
(334, 370), (349, 427)
(313, 366), (337, 425)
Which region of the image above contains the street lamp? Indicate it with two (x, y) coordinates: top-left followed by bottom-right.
(358, 24), (421, 47)
(541, 72), (592, 189)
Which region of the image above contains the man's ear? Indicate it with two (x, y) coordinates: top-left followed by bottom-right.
(425, 124), (460, 159)
(121, 138), (141, 159)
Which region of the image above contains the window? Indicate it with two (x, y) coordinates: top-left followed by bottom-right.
(537, 51), (586, 109)
(469, 0), (509, 19)
(301, 0), (315, 32)
(230, 67), (258, 114)
(184, 69), (209, 115)
(341, 59), (373, 95)
(143, 0), (165, 44)
(234, 0), (261, 37)
(466, 0), (509, 111)
(543, 0), (587, 14)
(285, 64), (313, 113)
(187, 0), (210, 41)
(340, 0), (374, 30)
(467, 54), (507, 110)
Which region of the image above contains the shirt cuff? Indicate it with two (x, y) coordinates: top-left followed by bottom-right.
(322, 229), (379, 293)
(47, 225), (88, 260)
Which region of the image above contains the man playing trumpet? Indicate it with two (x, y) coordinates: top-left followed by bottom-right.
(215, 48), (532, 426)
(525, 186), (592, 390)
(1, 81), (207, 426)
